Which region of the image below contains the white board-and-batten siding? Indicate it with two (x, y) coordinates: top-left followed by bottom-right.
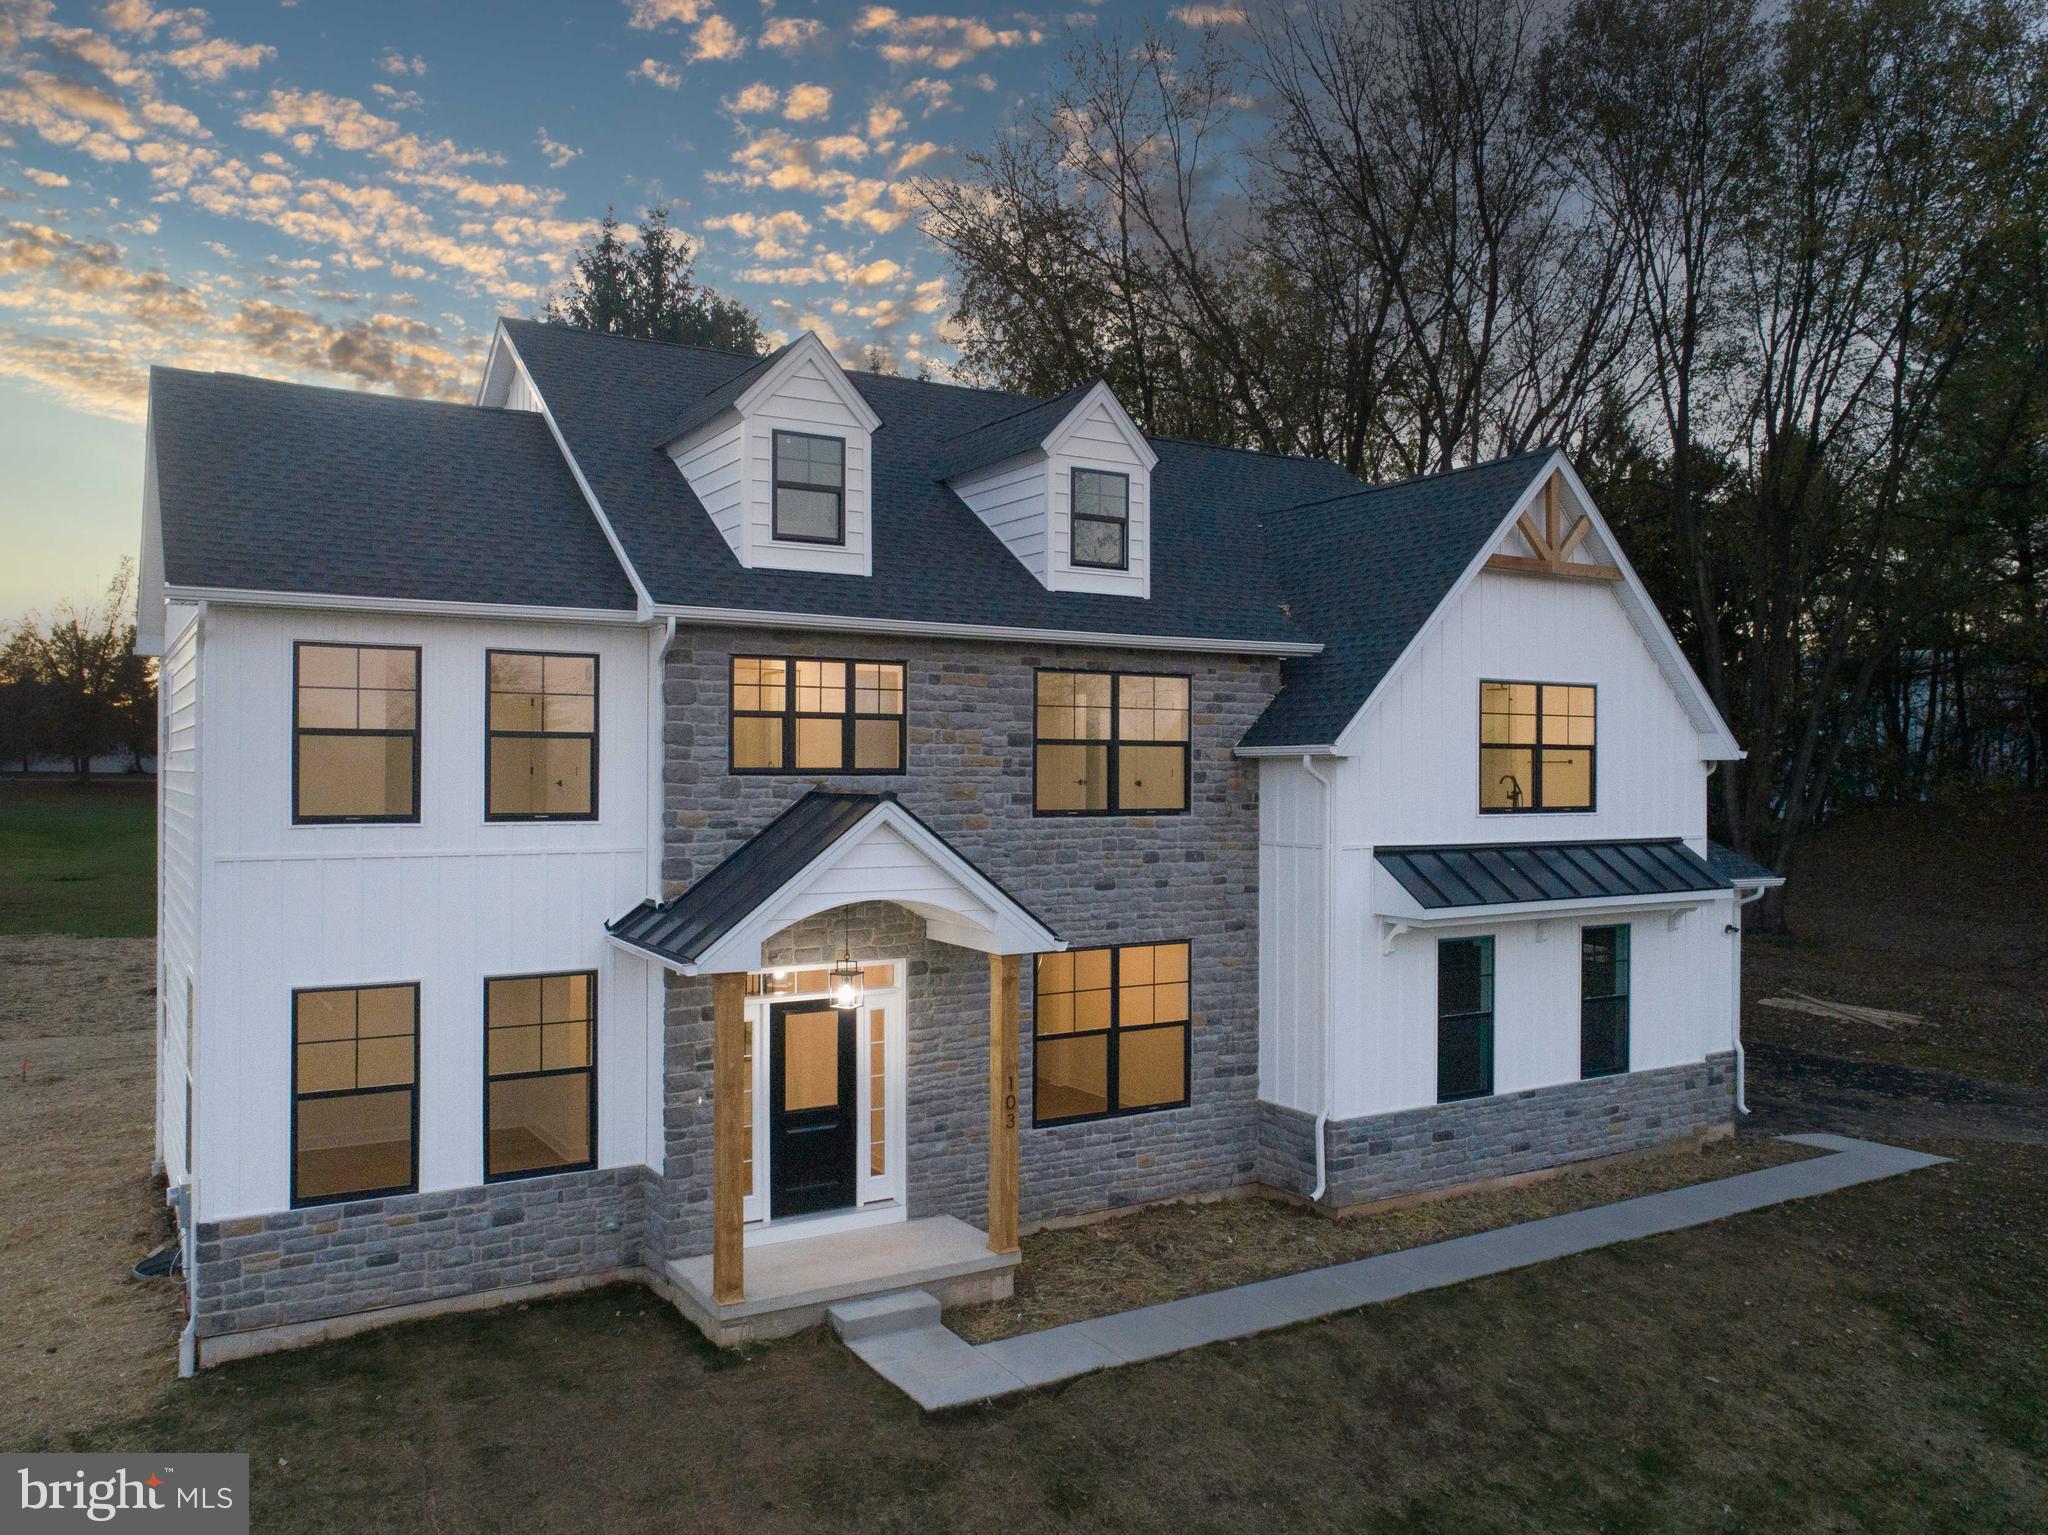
(156, 600), (203, 1183)
(1258, 566), (1734, 1123)
(185, 606), (659, 1222)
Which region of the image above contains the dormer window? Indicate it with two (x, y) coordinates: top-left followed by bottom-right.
(1071, 469), (1130, 570)
(773, 430), (846, 546)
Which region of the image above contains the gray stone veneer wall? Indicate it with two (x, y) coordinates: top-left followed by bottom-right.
(189, 1167), (644, 1340)
(1254, 1053), (1737, 1209)
(653, 624), (1281, 1252)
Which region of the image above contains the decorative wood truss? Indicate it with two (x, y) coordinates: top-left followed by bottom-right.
(1484, 472), (1622, 582)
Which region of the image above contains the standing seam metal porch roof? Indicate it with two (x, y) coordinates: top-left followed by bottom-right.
(605, 789), (1061, 967)
(1374, 839), (1729, 910)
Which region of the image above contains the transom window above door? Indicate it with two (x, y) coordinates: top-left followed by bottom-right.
(730, 656), (906, 774)
(1480, 681), (1596, 812)
(772, 430), (846, 545)
(1034, 670), (1189, 814)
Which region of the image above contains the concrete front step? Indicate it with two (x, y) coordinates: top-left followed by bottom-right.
(827, 1289), (941, 1342)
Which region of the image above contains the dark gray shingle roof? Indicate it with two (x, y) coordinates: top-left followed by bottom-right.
(656, 338), (793, 447)
(606, 789), (1057, 966)
(1239, 449), (1556, 748)
(501, 319), (1357, 647)
(928, 380), (1096, 481)
(147, 367), (639, 612)
(1376, 838), (1727, 910)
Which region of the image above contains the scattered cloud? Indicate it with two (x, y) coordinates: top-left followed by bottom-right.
(723, 82), (780, 114)
(160, 36), (276, 82)
(690, 14), (746, 61)
(866, 103), (904, 140)
(378, 51), (428, 76)
(891, 141), (943, 173)
(853, 7), (1043, 70)
(704, 207), (812, 258)
(22, 167), (72, 188)
(1168, 3), (1246, 22)
(632, 58), (682, 89)
(910, 276), (946, 312)
(625, 0), (709, 28)
(783, 82), (831, 122)
(901, 77), (953, 114)
(759, 15), (823, 52)
(535, 128), (579, 168)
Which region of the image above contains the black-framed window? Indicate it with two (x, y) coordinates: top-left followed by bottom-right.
(1033, 669), (1189, 815)
(1581, 924), (1631, 1079)
(772, 430), (846, 544)
(291, 983), (419, 1206)
(485, 971), (597, 1181)
(293, 642), (420, 824)
(1437, 936), (1494, 1103)
(486, 650), (598, 821)
(1480, 681), (1596, 812)
(1070, 468), (1130, 570)
(730, 656), (905, 774)
(1033, 941), (1190, 1124)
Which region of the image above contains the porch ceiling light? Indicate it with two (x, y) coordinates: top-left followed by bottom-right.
(830, 914), (864, 1011)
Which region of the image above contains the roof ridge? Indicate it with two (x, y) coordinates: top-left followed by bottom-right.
(152, 366), (500, 416)
(1261, 445), (1560, 520)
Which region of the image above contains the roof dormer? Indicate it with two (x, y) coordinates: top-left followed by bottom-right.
(660, 331), (882, 577)
(940, 380), (1158, 598)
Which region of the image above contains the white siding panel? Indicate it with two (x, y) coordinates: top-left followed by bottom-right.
(188, 607), (661, 1222)
(738, 354), (873, 577)
(951, 454), (1051, 585)
(1255, 758), (1326, 1113)
(670, 416), (746, 559)
(157, 600), (202, 1183)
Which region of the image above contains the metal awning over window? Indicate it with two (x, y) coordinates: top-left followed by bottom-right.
(607, 790), (1064, 974)
(1373, 838), (1729, 930)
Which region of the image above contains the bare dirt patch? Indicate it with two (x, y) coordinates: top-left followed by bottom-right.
(1, 935), (184, 1448)
(948, 1134), (1820, 1343)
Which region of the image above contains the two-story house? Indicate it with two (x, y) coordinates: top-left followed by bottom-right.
(135, 321), (1780, 1368)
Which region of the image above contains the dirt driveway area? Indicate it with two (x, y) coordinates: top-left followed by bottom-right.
(2, 935), (184, 1448)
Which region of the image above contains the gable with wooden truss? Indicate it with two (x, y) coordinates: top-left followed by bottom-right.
(1484, 469), (1622, 583)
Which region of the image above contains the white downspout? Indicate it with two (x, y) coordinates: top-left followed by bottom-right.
(1730, 886), (1769, 1114)
(1302, 754), (1335, 1201)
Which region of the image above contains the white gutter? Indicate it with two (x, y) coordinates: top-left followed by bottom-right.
(162, 586), (643, 627)
(647, 603), (1325, 657)
(1302, 753), (1335, 1202)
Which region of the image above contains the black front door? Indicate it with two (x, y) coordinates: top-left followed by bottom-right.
(768, 1001), (857, 1217)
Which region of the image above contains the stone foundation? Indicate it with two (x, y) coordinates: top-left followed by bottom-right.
(1256, 1053), (1738, 1210)
(189, 1166), (646, 1345)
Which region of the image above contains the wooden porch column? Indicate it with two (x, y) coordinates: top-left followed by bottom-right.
(712, 971), (747, 1305)
(987, 952), (1021, 1256)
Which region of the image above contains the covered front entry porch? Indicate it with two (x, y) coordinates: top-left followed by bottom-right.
(608, 791), (1063, 1344)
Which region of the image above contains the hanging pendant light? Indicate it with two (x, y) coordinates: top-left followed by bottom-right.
(829, 913), (864, 1011)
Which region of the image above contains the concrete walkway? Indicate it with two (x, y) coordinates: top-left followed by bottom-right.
(830, 1134), (1945, 1410)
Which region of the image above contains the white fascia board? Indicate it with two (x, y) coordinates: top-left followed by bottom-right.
(136, 392), (166, 657)
(648, 601), (1323, 656)
(1375, 884), (1726, 928)
(494, 327), (657, 619)
(1042, 380), (1160, 470)
(163, 585), (647, 627)
(735, 331), (883, 434)
(1328, 451), (1743, 761)
(1235, 743), (1337, 758)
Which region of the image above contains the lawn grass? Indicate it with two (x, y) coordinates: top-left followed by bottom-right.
(67, 1140), (2046, 1533)
(0, 778), (155, 937)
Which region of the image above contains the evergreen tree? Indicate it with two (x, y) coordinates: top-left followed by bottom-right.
(546, 207), (765, 354)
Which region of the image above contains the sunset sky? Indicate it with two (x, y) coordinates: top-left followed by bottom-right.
(0, 0), (1235, 627)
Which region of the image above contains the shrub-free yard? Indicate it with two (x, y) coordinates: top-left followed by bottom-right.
(4, 795), (2043, 1532)
(0, 778), (155, 938)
